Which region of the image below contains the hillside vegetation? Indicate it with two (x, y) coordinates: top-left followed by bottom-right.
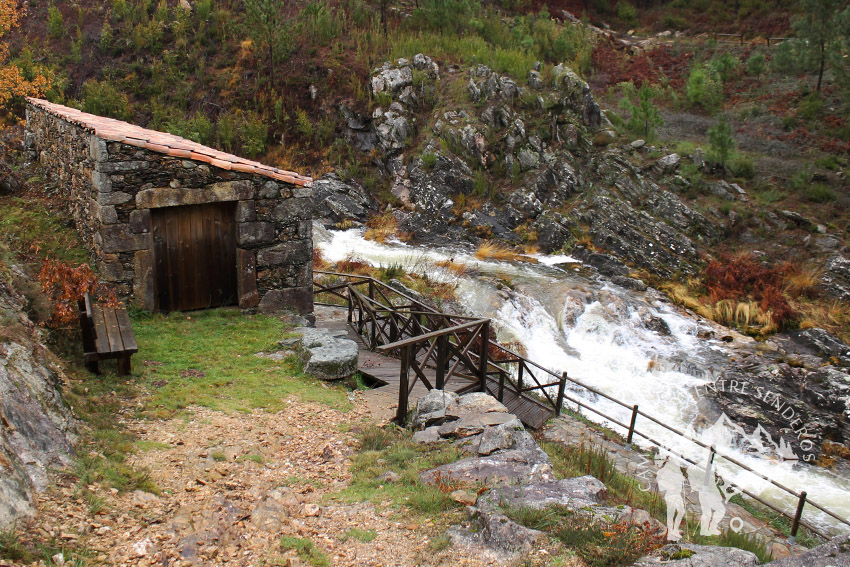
(2, 0), (849, 341)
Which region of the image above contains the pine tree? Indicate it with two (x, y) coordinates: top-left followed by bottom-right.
(244, 0), (290, 88)
(623, 83), (663, 140)
(707, 115), (735, 175)
(792, 0), (839, 94)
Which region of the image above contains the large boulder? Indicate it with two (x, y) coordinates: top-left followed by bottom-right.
(634, 543), (759, 566)
(299, 328), (359, 381)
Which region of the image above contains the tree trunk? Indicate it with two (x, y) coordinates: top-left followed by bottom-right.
(381, 0), (388, 37)
(816, 40), (825, 93)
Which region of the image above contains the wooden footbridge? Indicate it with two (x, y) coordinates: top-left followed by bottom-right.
(313, 271), (567, 429)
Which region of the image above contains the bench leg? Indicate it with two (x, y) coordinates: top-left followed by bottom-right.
(117, 356), (131, 376)
(86, 360), (100, 375)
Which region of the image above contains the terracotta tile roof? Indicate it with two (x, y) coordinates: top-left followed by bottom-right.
(26, 98), (312, 187)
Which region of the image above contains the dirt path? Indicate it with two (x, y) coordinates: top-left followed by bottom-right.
(24, 397), (505, 567)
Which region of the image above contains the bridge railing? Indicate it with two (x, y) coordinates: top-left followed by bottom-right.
(312, 270), (849, 541)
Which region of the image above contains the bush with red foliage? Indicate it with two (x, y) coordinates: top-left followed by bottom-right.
(590, 44), (693, 91)
(37, 258), (118, 328)
(702, 254), (796, 327)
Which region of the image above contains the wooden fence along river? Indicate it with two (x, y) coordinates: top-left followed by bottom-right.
(312, 270), (850, 541)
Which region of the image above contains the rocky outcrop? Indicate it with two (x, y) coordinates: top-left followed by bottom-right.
(819, 255), (850, 303)
(311, 173), (375, 225)
(0, 265), (76, 528)
(704, 333), (850, 460)
(414, 391), (663, 554)
(358, 56), (726, 275)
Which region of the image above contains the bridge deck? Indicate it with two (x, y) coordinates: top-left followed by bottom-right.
(315, 305), (554, 429)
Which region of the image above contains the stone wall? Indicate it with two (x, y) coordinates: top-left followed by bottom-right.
(24, 103), (313, 315)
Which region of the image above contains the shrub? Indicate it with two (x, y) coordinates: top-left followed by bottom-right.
(729, 156), (755, 179)
(798, 93), (823, 120)
(615, 1), (638, 27)
(47, 5), (63, 39)
(707, 52), (740, 83)
(240, 113), (268, 158)
(746, 51), (766, 77)
(81, 80), (132, 121)
(702, 254), (796, 329)
(421, 152), (438, 170)
(685, 64), (723, 112)
(804, 183), (836, 203)
(37, 259), (118, 328)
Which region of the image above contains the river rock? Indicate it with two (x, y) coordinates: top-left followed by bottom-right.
(478, 476), (608, 511)
(767, 534), (850, 567)
(634, 543), (759, 566)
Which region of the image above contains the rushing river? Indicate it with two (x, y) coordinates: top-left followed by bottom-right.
(314, 224), (850, 536)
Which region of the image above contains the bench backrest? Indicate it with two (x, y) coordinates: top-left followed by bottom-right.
(79, 292), (96, 354)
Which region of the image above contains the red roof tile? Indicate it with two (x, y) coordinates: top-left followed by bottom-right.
(26, 98), (312, 188)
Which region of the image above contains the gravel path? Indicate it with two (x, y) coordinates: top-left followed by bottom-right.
(24, 397), (508, 567)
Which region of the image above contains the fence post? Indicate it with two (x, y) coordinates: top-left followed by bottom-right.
(347, 288), (353, 324)
(517, 363), (524, 393)
(397, 346), (410, 425)
(498, 369), (505, 402)
(626, 404), (639, 448)
(789, 491), (807, 545)
(478, 320), (490, 393)
(436, 334), (447, 390)
(555, 371), (567, 416)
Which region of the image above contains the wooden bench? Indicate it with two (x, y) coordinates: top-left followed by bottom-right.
(79, 292), (138, 376)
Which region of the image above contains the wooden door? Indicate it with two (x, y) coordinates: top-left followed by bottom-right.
(152, 202), (238, 312)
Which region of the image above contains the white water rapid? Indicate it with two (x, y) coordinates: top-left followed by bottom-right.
(314, 224), (850, 536)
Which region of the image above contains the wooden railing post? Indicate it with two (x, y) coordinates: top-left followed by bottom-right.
(498, 369), (506, 402)
(789, 491), (807, 545)
(478, 321), (489, 393)
(436, 334), (447, 390)
(347, 286), (353, 324)
(626, 404), (639, 448)
(397, 346), (411, 425)
(555, 371), (567, 416)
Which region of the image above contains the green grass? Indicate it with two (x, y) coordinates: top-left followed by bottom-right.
(340, 528), (377, 543)
(279, 536), (330, 567)
(0, 529), (94, 566)
(540, 441), (665, 521)
(501, 505), (662, 567)
(0, 197), (89, 264)
(727, 494), (823, 548)
(330, 425), (465, 516)
(237, 453), (265, 464)
(132, 308), (350, 416)
(691, 528), (774, 564)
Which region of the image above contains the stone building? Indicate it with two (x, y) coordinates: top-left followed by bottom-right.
(24, 98), (313, 315)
